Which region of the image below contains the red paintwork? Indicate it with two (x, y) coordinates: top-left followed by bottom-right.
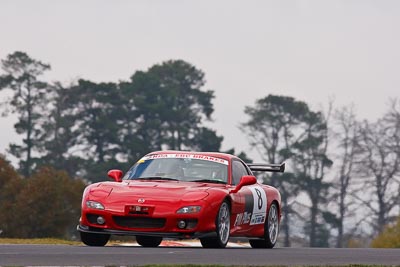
(229, 175), (257, 193)
(107, 169), (123, 182)
(79, 151), (281, 240)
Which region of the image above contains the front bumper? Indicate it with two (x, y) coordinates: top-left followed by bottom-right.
(79, 198), (220, 238)
(77, 224), (216, 239)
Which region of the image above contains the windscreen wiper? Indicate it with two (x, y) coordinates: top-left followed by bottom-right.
(191, 179), (227, 184)
(136, 177), (179, 181)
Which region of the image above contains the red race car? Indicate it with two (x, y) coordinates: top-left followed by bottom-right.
(77, 151), (284, 248)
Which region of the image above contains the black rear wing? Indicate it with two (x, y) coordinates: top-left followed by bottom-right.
(246, 163), (285, 173)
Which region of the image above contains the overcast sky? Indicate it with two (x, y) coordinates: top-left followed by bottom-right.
(1, 0), (399, 164)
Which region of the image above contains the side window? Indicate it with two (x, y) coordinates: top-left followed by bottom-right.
(231, 160), (249, 185)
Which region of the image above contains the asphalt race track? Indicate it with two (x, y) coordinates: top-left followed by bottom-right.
(1, 244), (400, 266)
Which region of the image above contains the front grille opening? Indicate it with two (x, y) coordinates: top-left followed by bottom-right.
(113, 216), (166, 229)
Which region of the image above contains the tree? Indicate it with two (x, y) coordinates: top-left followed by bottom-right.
(148, 60), (215, 150)
(0, 154), (22, 236)
(357, 100), (400, 234)
(66, 79), (124, 181)
(120, 60), (222, 163)
(241, 95), (310, 247)
(0, 51), (50, 177)
(3, 167), (86, 238)
(191, 127), (223, 152)
(0, 154), (18, 190)
(119, 70), (168, 161)
(36, 82), (82, 176)
(331, 105), (362, 247)
(291, 108), (333, 247)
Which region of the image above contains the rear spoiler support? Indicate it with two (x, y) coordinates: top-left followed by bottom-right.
(246, 163), (285, 173)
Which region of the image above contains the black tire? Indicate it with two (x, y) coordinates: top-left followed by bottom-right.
(80, 231), (110, 246)
(249, 202), (279, 248)
(136, 235), (163, 247)
(200, 200), (230, 248)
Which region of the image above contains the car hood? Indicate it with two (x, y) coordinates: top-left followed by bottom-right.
(92, 180), (227, 202)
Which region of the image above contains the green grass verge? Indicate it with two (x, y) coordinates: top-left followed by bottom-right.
(142, 266), (399, 267)
(0, 237), (80, 245)
(0, 237), (133, 246)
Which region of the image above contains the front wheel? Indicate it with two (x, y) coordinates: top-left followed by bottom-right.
(136, 236), (163, 247)
(80, 231), (110, 246)
(249, 202), (279, 248)
(200, 200), (230, 248)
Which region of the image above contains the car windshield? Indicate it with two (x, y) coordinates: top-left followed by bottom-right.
(123, 154), (229, 184)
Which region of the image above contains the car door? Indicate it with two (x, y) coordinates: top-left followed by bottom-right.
(230, 160), (268, 236)
(230, 160), (252, 234)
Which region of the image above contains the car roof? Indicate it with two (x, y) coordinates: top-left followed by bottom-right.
(147, 150), (239, 162)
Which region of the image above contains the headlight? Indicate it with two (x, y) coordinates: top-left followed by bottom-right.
(176, 206), (201, 214)
(86, 200), (105, 210)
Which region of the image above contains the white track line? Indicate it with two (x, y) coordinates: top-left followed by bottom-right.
(116, 240), (250, 247)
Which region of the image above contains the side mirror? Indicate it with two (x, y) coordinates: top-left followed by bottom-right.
(107, 169), (123, 182)
(230, 175), (257, 193)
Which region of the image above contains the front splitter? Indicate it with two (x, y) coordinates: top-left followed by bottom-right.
(77, 224), (216, 239)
